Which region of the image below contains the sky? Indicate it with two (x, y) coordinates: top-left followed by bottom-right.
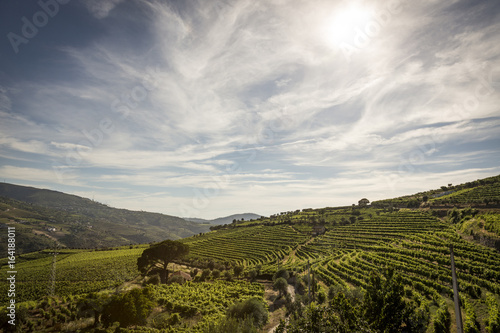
(0, 0), (499, 219)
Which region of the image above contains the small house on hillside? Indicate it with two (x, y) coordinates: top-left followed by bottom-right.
(312, 224), (326, 236)
(358, 198), (370, 207)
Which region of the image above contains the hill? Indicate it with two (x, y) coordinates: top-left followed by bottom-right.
(371, 174), (500, 209)
(0, 183), (210, 253)
(185, 213), (264, 225)
(1, 174), (500, 332)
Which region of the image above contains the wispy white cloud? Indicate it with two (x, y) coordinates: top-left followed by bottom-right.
(82, 0), (125, 19)
(0, 0), (499, 218)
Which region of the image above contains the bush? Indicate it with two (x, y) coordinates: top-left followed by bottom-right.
(204, 315), (259, 333)
(227, 297), (268, 328)
(101, 288), (155, 327)
(146, 274), (161, 285)
(224, 270), (233, 281)
(273, 268), (289, 282)
(212, 269), (221, 279)
(274, 277), (288, 298)
(168, 275), (186, 285)
(233, 266), (244, 278)
(248, 270), (258, 282)
(201, 268), (211, 280)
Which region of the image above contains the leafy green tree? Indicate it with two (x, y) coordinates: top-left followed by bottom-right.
(233, 265), (244, 278)
(224, 270), (233, 281)
(137, 240), (189, 283)
(248, 269), (258, 282)
(227, 297), (268, 328)
(101, 288), (155, 327)
(276, 293), (373, 333)
(201, 268), (211, 281)
(76, 292), (109, 326)
(273, 268), (289, 281)
(274, 277), (288, 298)
(212, 269), (221, 279)
(363, 268), (407, 333)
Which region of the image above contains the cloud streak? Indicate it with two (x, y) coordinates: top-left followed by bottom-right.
(0, 0), (499, 218)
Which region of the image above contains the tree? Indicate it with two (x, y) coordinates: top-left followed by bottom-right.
(273, 268), (289, 281)
(276, 293), (373, 333)
(227, 297), (268, 328)
(201, 268), (211, 281)
(76, 292), (109, 326)
(274, 277), (288, 298)
(224, 270), (233, 281)
(248, 269), (258, 282)
(233, 265), (244, 278)
(101, 288), (155, 327)
(137, 240), (189, 284)
(363, 268), (409, 333)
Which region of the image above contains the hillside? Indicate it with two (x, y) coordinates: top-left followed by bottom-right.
(1, 175), (500, 332)
(371, 174), (500, 209)
(185, 213), (264, 225)
(0, 183), (210, 253)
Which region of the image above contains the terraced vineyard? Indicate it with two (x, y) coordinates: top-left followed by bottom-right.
(180, 208), (500, 331)
(372, 174), (500, 208)
(0, 247), (146, 304)
(182, 224), (310, 267)
(2, 175), (500, 332)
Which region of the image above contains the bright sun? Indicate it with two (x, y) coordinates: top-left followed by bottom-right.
(324, 5), (372, 46)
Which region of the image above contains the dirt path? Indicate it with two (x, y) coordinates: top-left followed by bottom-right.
(266, 283), (296, 333)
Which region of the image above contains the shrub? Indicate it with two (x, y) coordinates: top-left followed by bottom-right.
(233, 266), (244, 278)
(227, 297), (268, 328)
(204, 315), (259, 333)
(146, 274), (161, 285)
(201, 268), (211, 280)
(212, 269), (221, 279)
(224, 270), (233, 281)
(101, 288), (155, 327)
(168, 275), (186, 285)
(248, 270), (258, 282)
(273, 268), (289, 281)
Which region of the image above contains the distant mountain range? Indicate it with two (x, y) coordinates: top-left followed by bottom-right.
(0, 183), (211, 253)
(184, 213), (264, 225)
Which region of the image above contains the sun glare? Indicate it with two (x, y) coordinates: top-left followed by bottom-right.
(324, 5), (372, 46)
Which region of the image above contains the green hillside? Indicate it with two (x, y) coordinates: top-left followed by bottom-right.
(1, 176), (500, 332)
(371, 174), (500, 209)
(0, 183), (210, 253)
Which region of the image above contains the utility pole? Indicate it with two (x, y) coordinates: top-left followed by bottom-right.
(450, 245), (463, 333)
